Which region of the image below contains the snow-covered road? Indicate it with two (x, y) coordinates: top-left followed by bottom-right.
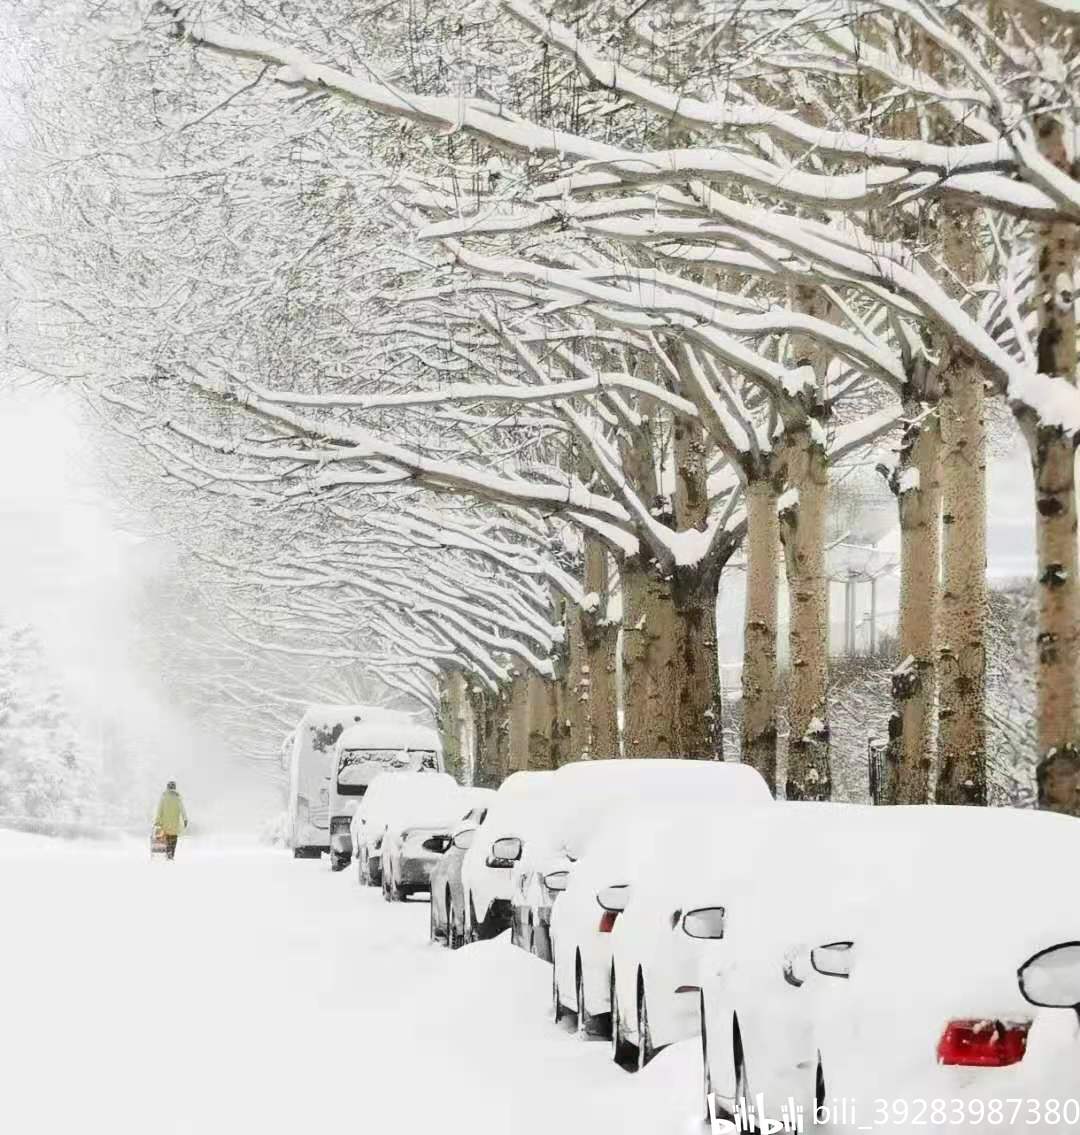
(0, 832), (698, 1135)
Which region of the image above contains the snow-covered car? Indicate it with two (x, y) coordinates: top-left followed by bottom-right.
(604, 799), (792, 1071)
(374, 773), (467, 901)
(697, 805), (1080, 1133)
(328, 717), (443, 872)
(550, 817), (651, 1039)
(548, 791), (764, 1043)
(429, 793), (496, 948)
(460, 769), (554, 941)
(518, 759), (772, 962)
(353, 769), (455, 888)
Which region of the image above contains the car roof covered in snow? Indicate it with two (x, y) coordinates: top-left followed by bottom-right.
(337, 720), (441, 752)
(515, 758), (772, 862)
(295, 703), (374, 729)
(638, 803), (1080, 961)
(359, 771), (464, 833)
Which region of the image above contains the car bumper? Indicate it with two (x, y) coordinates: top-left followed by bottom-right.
(398, 853), (441, 887)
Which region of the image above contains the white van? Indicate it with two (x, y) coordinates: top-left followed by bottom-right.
(286, 705), (369, 859)
(330, 719), (443, 873)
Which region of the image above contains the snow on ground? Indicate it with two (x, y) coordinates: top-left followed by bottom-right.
(0, 831), (699, 1135)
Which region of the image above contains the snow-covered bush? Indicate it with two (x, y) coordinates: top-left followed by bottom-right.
(0, 623), (102, 821)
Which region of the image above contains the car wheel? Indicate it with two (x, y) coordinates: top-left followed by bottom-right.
(733, 1018), (757, 1133)
(610, 968), (634, 1068)
(448, 904), (460, 950)
(468, 896), (480, 943)
(701, 993), (716, 1125)
(636, 976), (655, 1071)
(576, 958), (595, 1038)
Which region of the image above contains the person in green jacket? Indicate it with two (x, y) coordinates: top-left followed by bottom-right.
(154, 781), (189, 860)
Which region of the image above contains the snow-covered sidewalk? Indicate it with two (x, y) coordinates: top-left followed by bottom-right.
(0, 832), (699, 1135)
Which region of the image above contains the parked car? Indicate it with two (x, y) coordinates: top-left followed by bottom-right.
(380, 779), (486, 902)
(329, 717), (443, 872)
(353, 769), (456, 889)
(696, 805), (1080, 1133)
(607, 802), (800, 1073)
(460, 769), (554, 941)
(429, 793), (496, 948)
(516, 759), (771, 961)
(548, 797), (746, 1043)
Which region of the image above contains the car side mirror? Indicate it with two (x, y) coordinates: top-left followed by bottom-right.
(486, 836), (522, 867)
(544, 870), (570, 892)
(597, 885), (630, 913)
(682, 907), (726, 940)
(1019, 941), (1080, 1009)
(452, 828), (476, 851)
(811, 941), (854, 979)
(422, 835), (451, 854)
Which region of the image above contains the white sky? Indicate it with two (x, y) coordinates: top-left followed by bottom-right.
(0, 384), (281, 830)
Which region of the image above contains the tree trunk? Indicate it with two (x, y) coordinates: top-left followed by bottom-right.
(563, 599), (588, 762)
(670, 408), (723, 758)
(621, 556), (676, 756)
(673, 567), (723, 758)
(526, 671), (557, 770)
(1026, 107), (1080, 816)
(620, 555), (723, 757)
(1023, 418), (1080, 814)
(742, 477), (780, 792)
(438, 669), (471, 783)
(936, 357), (988, 805)
(885, 405), (941, 805)
(470, 685), (501, 789)
(779, 426), (831, 801)
(494, 687), (511, 783)
(582, 545), (619, 759)
(508, 669), (530, 774)
(585, 622), (619, 758)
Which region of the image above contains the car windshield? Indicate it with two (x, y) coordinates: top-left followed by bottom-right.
(337, 747), (439, 789)
(337, 747), (410, 791)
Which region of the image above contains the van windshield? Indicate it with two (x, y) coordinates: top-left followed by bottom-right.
(336, 748), (439, 793)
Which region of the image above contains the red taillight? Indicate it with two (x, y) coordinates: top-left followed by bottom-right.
(598, 911), (618, 934)
(936, 1019), (1031, 1067)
